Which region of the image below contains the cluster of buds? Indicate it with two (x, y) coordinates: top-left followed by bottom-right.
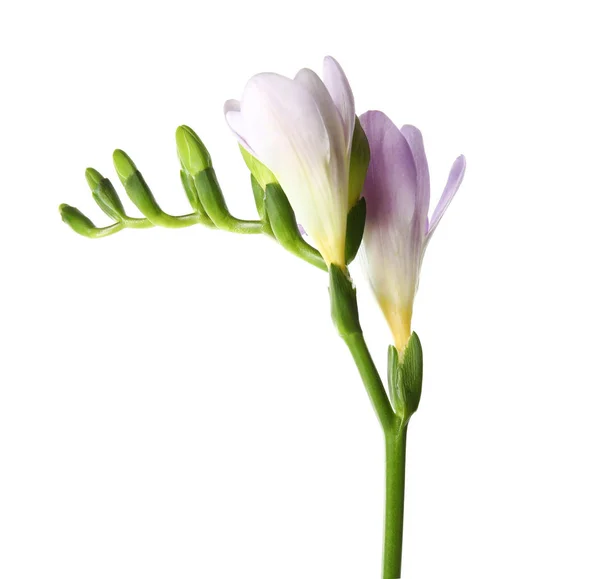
(61, 122), (367, 274)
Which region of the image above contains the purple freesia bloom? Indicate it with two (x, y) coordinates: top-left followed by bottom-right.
(359, 110), (466, 351)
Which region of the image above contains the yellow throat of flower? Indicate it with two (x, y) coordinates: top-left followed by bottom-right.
(383, 304), (413, 352)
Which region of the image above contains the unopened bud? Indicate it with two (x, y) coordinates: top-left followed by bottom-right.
(176, 125), (212, 175)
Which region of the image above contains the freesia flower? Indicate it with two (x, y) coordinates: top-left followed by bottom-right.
(359, 110), (466, 351)
(224, 56), (355, 266)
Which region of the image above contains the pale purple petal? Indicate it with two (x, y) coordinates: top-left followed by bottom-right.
(400, 125), (430, 231)
(359, 110), (421, 349)
(427, 155), (466, 238)
(323, 56), (355, 151)
(359, 111), (416, 225)
(223, 99), (256, 155)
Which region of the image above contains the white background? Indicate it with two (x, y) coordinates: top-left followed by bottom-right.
(1, 1), (599, 577)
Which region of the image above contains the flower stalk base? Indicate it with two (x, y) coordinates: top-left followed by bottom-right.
(383, 422), (408, 579)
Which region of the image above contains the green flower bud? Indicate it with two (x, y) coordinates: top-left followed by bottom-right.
(180, 170), (203, 214)
(348, 117), (370, 207)
(387, 332), (423, 421)
(112, 150), (163, 222)
(240, 146), (277, 190)
(85, 167), (103, 191)
(86, 168), (126, 222)
(176, 125), (212, 175)
(113, 149), (138, 184)
(345, 197), (366, 265)
(193, 168), (231, 228)
(59, 204), (96, 237)
(329, 265), (361, 338)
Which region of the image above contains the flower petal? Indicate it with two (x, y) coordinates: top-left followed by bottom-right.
(294, 68), (346, 159)
(427, 155), (466, 238)
(240, 72), (348, 264)
(323, 56), (355, 151)
(359, 111), (417, 224)
(400, 125), (430, 231)
(223, 99), (256, 155)
(359, 110), (421, 348)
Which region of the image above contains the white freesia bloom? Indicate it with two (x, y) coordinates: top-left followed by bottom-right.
(224, 56), (355, 266)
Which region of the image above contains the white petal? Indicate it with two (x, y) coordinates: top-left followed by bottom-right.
(294, 68), (347, 190)
(223, 99), (255, 155)
(323, 56), (355, 150)
(240, 72), (348, 264)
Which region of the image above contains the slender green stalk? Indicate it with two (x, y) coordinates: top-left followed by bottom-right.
(339, 315), (408, 577)
(343, 332), (395, 431)
(383, 422), (407, 579)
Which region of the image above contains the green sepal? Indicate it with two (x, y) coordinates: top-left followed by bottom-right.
(348, 116), (371, 207)
(176, 125), (212, 175)
(112, 150), (167, 224)
(251, 174), (266, 220)
(329, 265), (361, 338)
(387, 332), (423, 421)
(345, 197), (367, 265)
(264, 183), (301, 247)
(86, 169), (126, 222)
(180, 169), (205, 215)
(59, 204), (97, 237)
(264, 183), (326, 270)
(193, 168), (231, 228)
(240, 146), (277, 190)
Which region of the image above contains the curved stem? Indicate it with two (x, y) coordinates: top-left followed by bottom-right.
(343, 332), (395, 431)
(332, 279), (407, 578)
(221, 217), (264, 234)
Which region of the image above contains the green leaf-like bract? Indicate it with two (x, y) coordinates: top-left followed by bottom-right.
(329, 265), (361, 338)
(387, 332), (423, 421)
(345, 197), (367, 265)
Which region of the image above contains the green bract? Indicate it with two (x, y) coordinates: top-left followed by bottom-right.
(345, 197), (367, 265)
(265, 183), (326, 270)
(329, 265), (361, 338)
(387, 333), (423, 422)
(86, 168), (126, 222)
(348, 116), (371, 207)
(240, 146), (277, 190)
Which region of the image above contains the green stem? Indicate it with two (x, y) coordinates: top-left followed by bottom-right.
(383, 422), (407, 579)
(343, 332), (395, 431)
(345, 331), (408, 577)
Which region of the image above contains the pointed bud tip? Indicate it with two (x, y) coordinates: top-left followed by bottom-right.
(85, 167), (104, 191)
(176, 125), (211, 175)
(112, 149), (137, 183)
(59, 204), (96, 234)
